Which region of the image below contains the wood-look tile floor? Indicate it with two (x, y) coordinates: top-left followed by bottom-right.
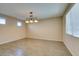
(0, 38), (72, 56)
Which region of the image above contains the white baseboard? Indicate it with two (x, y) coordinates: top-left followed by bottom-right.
(0, 37), (26, 45)
(63, 41), (73, 56)
(26, 37), (63, 42)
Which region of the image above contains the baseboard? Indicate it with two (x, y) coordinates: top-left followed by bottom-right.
(0, 37), (26, 45)
(25, 37), (63, 43)
(63, 41), (73, 56)
(0, 37), (63, 46)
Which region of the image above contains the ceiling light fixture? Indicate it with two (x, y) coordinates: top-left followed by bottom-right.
(25, 12), (38, 24)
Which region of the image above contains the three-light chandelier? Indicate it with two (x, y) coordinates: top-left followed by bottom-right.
(25, 12), (38, 23)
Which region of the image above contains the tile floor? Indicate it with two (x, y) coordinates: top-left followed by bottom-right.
(0, 38), (72, 56)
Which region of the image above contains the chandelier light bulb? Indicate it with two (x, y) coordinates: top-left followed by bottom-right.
(30, 20), (33, 23)
(34, 20), (38, 23)
(25, 21), (29, 23)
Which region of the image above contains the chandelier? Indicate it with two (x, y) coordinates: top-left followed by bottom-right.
(25, 12), (38, 23)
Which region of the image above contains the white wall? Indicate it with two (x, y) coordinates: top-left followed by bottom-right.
(63, 4), (79, 55)
(0, 15), (27, 44)
(0, 14), (62, 45)
(26, 17), (63, 41)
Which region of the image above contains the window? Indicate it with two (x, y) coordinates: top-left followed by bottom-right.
(0, 17), (6, 24)
(66, 4), (79, 38)
(66, 11), (73, 35)
(17, 21), (22, 27)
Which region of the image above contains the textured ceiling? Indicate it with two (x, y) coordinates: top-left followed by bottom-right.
(0, 3), (68, 20)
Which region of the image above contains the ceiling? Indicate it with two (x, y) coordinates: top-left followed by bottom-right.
(0, 3), (68, 20)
